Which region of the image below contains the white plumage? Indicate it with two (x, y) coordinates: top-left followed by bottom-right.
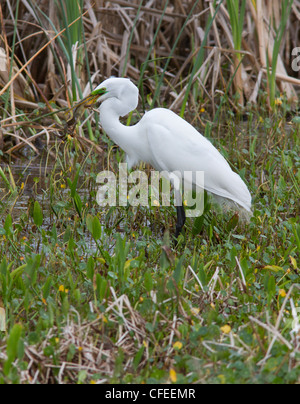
(86, 77), (252, 235)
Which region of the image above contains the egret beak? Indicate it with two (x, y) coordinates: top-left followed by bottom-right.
(65, 88), (107, 132)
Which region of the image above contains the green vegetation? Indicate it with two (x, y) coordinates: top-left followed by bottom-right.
(0, 105), (299, 384)
(0, 0), (299, 384)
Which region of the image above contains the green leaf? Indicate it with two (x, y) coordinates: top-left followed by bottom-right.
(268, 276), (276, 292)
(198, 266), (207, 286)
(73, 192), (82, 216)
(87, 215), (102, 240)
(292, 116), (300, 124)
(133, 346), (145, 371)
(293, 224), (300, 252)
(24, 255), (41, 287)
(264, 274), (276, 305)
(93, 217), (102, 240)
(70, 167), (81, 198)
(96, 274), (108, 301)
(87, 257), (95, 281)
(0, 167), (14, 192)
(43, 278), (52, 300)
(4, 215), (13, 236)
(263, 265), (284, 273)
(78, 370), (87, 384)
(144, 272), (153, 292)
(173, 255), (185, 284)
(33, 201), (43, 227)
(4, 324), (23, 375)
(0, 257), (7, 276)
(86, 214), (93, 233)
(192, 215), (205, 235)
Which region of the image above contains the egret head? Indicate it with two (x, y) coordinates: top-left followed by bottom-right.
(85, 77), (139, 117)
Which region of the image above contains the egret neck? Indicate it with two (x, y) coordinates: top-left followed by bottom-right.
(99, 98), (146, 169)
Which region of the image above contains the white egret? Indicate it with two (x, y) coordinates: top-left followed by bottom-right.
(81, 77), (252, 237)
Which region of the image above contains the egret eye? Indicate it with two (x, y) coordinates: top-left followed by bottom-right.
(91, 87), (108, 97)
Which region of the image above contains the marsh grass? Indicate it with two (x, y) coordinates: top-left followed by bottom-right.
(266, 0), (294, 109)
(0, 100), (299, 384)
(226, 0), (246, 106)
(0, 0), (299, 385)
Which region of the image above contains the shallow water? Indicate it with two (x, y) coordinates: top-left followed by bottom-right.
(0, 156), (54, 220)
(0, 151), (167, 252)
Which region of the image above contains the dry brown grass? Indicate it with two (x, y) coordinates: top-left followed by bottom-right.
(0, 0), (299, 155)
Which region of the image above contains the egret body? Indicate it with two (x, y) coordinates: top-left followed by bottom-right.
(84, 77), (252, 237)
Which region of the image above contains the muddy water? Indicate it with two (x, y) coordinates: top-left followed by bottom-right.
(0, 153), (159, 247)
(0, 156), (54, 222)
(0, 155), (104, 254)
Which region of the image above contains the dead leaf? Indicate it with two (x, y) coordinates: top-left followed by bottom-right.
(0, 307), (6, 332)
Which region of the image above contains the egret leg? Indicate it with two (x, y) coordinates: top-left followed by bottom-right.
(175, 205), (186, 239)
(173, 188), (186, 240)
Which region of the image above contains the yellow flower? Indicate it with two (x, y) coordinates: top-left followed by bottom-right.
(78, 346), (83, 352)
(59, 285), (65, 293)
(173, 341), (183, 350)
(279, 289), (286, 298)
(61, 183), (66, 189)
(218, 374), (226, 384)
(275, 98), (283, 106)
(20, 182), (25, 190)
(97, 258), (106, 265)
(191, 307), (200, 316)
(200, 107), (205, 113)
(169, 368), (177, 383)
(221, 325), (231, 334)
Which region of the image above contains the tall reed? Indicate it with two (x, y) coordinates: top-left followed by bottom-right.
(226, 0), (246, 107)
(55, 0), (85, 99)
(267, 0), (293, 108)
(180, 0), (224, 117)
